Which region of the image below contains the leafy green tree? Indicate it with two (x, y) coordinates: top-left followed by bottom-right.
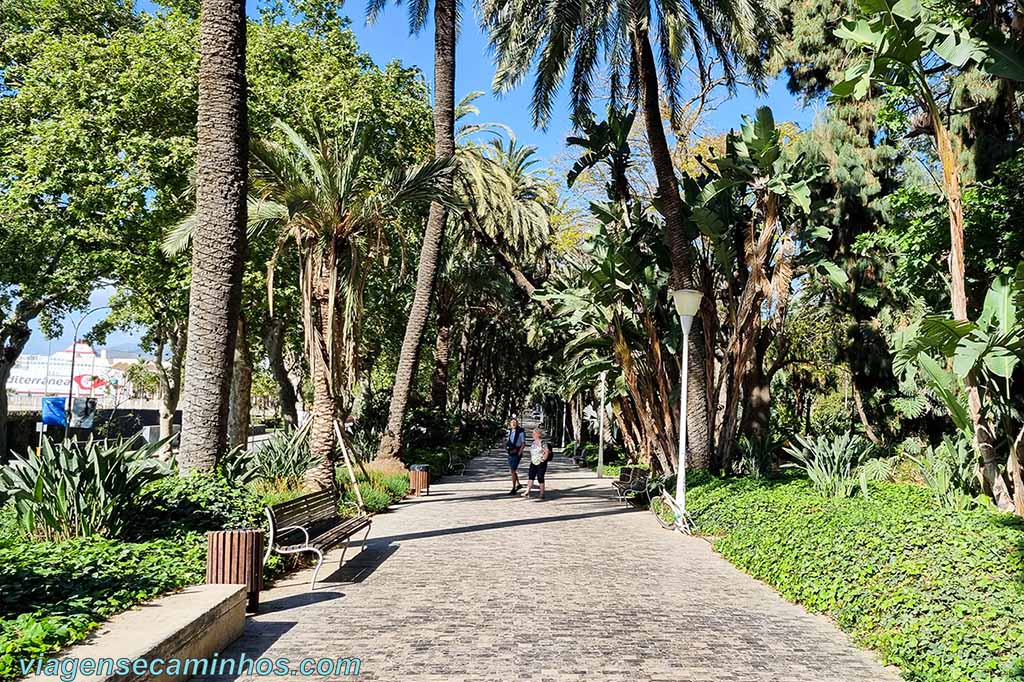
(0, 0), (153, 455)
(834, 0), (1024, 506)
(1, 0), (433, 457)
(895, 267), (1024, 514)
(695, 107), (816, 465)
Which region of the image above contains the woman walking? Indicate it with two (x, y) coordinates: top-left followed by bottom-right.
(523, 431), (552, 499)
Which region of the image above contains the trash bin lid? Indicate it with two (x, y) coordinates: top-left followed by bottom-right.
(410, 464), (430, 471)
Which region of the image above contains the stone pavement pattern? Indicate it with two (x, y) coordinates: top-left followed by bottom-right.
(201, 422), (901, 682)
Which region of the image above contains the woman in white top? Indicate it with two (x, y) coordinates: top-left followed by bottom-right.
(523, 429), (551, 499)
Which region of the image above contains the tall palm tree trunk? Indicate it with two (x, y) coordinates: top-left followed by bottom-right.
(633, 29), (712, 470)
(306, 269), (338, 490)
(178, 0), (248, 474)
(431, 311), (454, 411)
(264, 318), (298, 427)
(227, 314), (253, 450)
(377, 0), (456, 461)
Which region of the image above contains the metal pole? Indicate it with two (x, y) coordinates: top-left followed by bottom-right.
(561, 402), (567, 449)
(675, 324), (690, 517)
(597, 370), (606, 478)
(44, 338), (52, 396)
(63, 306), (110, 440)
(65, 333), (79, 441)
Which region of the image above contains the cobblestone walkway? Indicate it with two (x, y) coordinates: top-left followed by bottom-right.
(205, 425), (900, 682)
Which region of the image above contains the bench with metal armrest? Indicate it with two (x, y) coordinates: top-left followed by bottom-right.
(611, 466), (649, 504)
(263, 489), (371, 591)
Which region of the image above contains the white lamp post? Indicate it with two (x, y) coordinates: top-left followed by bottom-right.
(670, 288), (702, 529)
(597, 370), (607, 478)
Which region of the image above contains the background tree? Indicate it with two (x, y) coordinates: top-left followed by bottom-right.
(0, 0), (167, 455)
(481, 0), (777, 468)
(370, 0), (459, 462)
(834, 0), (1024, 508)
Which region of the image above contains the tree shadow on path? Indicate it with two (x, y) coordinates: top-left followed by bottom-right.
(368, 507), (641, 545)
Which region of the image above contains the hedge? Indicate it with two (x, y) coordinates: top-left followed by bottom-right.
(0, 533), (206, 681)
(687, 472), (1024, 681)
(0, 474), (266, 681)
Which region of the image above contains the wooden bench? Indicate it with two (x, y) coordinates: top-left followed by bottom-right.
(263, 489), (371, 591)
(611, 467), (649, 504)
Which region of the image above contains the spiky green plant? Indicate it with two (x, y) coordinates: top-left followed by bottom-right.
(908, 436), (978, 511)
(785, 432), (876, 498)
(0, 437), (170, 539)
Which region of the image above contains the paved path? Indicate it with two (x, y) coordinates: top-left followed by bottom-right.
(204, 427), (900, 682)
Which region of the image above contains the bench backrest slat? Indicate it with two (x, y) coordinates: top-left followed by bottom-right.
(269, 489), (338, 530)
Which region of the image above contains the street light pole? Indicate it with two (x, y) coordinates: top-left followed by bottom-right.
(64, 306), (111, 440)
(597, 370), (607, 478)
(670, 288), (703, 528)
(561, 402), (567, 449)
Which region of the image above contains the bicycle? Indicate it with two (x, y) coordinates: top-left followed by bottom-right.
(649, 477), (695, 534)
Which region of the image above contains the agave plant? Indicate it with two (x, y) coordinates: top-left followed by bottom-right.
(218, 445), (258, 486)
(785, 432), (877, 499)
(219, 424), (318, 490)
(908, 436), (979, 511)
(0, 437), (170, 539)
(736, 433), (784, 479)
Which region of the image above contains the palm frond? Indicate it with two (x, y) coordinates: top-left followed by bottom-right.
(162, 213), (197, 255)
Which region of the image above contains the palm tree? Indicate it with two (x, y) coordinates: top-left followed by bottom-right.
(480, 0), (776, 467)
(456, 131), (557, 311)
(177, 0), (249, 474)
(249, 120), (451, 489)
(370, 0), (458, 461)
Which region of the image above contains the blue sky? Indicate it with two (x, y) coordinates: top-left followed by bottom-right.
(26, 4), (815, 355)
(345, 6), (817, 158)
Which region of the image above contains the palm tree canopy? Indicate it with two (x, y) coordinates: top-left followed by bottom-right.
(163, 120), (455, 256)
(456, 134), (556, 257)
(451, 91), (555, 259)
(480, 0), (777, 128)
(248, 120), (454, 245)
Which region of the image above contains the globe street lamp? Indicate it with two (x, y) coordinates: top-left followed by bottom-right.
(670, 288), (702, 530)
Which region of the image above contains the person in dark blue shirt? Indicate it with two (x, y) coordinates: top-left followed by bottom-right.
(506, 417), (526, 494)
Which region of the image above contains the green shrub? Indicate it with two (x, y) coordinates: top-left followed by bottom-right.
(401, 447), (449, 475)
(785, 432), (875, 498)
(0, 438), (169, 540)
(736, 432), (782, 478)
(219, 428), (317, 489)
(370, 472), (410, 501)
(123, 472), (265, 540)
(343, 484), (390, 514)
(0, 534), (205, 681)
(250, 481), (306, 508)
(688, 474), (1024, 681)
(0, 504), (19, 541)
